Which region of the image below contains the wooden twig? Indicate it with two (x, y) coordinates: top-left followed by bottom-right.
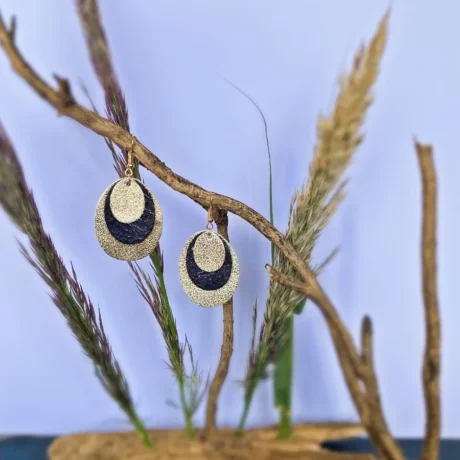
(360, 317), (403, 459)
(265, 265), (312, 296)
(415, 140), (441, 460)
(204, 209), (235, 438)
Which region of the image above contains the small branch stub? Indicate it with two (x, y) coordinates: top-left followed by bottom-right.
(8, 16), (16, 41)
(53, 74), (75, 114)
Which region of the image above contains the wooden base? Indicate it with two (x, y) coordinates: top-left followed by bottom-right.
(49, 422), (374, 459)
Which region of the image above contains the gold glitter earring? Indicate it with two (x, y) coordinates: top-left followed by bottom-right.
(178, 206), (240, 307)
(94, 137), (163, 261)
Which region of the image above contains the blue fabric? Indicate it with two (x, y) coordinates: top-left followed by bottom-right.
(0, 437), (54, 460)
(1, 437), (459, 459)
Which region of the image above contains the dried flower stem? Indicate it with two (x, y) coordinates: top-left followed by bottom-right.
(415, 141), (441, 460)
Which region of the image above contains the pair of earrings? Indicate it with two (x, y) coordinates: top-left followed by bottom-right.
(94, 140), (239, 308)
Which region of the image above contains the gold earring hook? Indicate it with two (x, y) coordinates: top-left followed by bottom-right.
(124, 136), (136, 178)
(206, 200), (214, 231)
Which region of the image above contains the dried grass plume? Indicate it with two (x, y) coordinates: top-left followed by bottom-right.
(240, 12), (389, 431)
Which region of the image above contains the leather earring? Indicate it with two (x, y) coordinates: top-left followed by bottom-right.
(178, 207), (239, 307)
(94, 137), (163, 261)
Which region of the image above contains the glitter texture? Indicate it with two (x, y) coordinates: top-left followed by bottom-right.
(110, 179), (144, 223)
(186, 232), (232, 290)
(179, 230), (239, 308)
(95, 178), (163, 261)
(193, 231), (225, 271)
(104, 180), (155, 244)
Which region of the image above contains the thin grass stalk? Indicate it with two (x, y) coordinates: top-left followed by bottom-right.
(237, 12), (389, 434)
(223, 81), (293, 436)
(76, 0), (199, 437)
(150, 250), (195, 439)
(223, 79), (274, 264)
(236, 349), (268, 437)
(0, 123), (152, 447)
(131, 249), (207, 439)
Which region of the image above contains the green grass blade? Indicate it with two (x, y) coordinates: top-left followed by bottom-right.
(224, 80), (283, 437)
(222, 78), (274, 264)
(274, 315), (294, 438)
(294, 298), (307, 315)
(150, 249), (196, 440)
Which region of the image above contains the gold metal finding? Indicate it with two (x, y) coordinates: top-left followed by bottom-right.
(124, 136), (136, 178)
(207, 202), (214, 230)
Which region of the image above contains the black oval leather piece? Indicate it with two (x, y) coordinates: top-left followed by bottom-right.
(186, 232), (232, 290)
(104, 180), (155, 245)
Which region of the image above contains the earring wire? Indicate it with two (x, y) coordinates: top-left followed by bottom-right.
(207, 201), (214, 231)
(124, 136), (136, 178)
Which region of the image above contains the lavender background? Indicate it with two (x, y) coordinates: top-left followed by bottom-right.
(0, 0), (459, 437)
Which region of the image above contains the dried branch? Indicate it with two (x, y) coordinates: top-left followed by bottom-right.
(0, 11), (436, 460)
(0, 122), (152, 447)
(0, 14), (307, 281)
(204, 210), (235, 438)
(359, 316), (400, 459)
(415, 140), (441, 460)
(265, 265), (311, 295)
